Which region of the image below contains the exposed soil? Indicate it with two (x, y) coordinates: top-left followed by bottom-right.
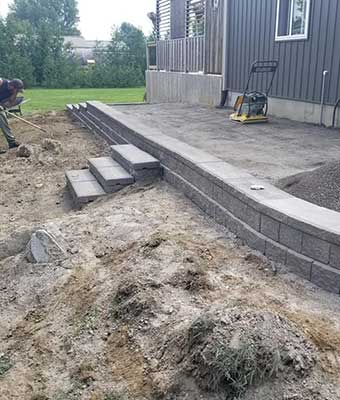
(1, 114), (340, 399)
(0, 111), (108, 237)
(277, 160), (340, 212)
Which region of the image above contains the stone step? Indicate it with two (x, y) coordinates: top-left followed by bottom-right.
(110, 144), (161, 181)
(66, 169), (105, 205)
(88, 157), (134, 193)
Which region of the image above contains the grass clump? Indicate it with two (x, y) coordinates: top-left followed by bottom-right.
(0, 355), (12, 377)
(184, 309), (316, 399)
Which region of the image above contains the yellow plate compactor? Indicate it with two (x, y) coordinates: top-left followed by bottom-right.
(230, 60), (278, 124)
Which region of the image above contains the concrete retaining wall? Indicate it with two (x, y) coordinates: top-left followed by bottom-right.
(146, 70), (222, 106)
(68, 101), (340, 294)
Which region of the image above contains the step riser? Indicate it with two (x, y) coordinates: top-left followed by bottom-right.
(111, 151), (161, 181)
(89, 164), (133, 194)
(110, 145), (161, 182)
(66, 170), (106, 206)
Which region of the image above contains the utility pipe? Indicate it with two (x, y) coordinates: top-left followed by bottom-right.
(218, 0), (230, 108)
(320, 70), (329, 126)
(221, 0), (230, 92)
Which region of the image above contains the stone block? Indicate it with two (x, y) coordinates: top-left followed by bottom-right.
(215, 205), (226, 226)
(111, 144), (160, 170)
(238, 222), (266, 254)
(66, 169), (105, 204)
(279, 224), (303, 252)
(311, 262), (340, 294)
(89, 157), (134, 193)
(260, 215), (280, 241)
(302, 234), (330, 264)
(265, 239), (287, 265)
(286, 249), (312, 280)
(330, 245), (340, 270)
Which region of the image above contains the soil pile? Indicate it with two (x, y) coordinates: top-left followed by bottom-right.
(158, 308), (321, 400)
(277, 161), (340, 212)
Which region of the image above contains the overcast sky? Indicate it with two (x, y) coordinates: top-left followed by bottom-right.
(0, 0), (156, 39)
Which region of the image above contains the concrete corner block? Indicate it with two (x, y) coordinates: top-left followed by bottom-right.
(279, 223), (303, 252)
(265, 239), (287, 265)
(311, 262), (340, 294)
(286, 249), (312, 280)
(330, 245), (340, 270)
(302, 233), (330, 264)
(260, 214), (280, 241)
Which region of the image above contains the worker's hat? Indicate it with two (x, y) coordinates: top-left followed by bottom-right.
(11, 79), (24, 92)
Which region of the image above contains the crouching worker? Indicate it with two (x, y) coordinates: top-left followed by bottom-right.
(0, 78), (24, 152)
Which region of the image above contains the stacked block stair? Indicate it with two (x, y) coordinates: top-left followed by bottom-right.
(66, 144), (161, 207)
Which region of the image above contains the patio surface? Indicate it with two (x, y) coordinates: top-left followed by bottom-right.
(114, 103), (340, 182)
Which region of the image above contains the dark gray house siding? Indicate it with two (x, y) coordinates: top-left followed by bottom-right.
(227, 0), (340, 105)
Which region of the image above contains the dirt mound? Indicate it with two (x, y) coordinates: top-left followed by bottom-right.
(113, 276), (161, 321)
(169, 265), (212, 292)
(277, 161), (340, 212)
(162, 308), (317, 399)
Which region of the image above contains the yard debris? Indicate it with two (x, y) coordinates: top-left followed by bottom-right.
(25, 229), (66, 264)
(16, 143), (32, 158)
(42, 138), (62, 154)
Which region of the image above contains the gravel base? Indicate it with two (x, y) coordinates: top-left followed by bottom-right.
(277, 161), (340, 212)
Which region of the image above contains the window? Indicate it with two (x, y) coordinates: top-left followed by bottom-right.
(276, 0), (311, 41)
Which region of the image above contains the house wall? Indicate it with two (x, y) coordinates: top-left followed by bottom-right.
(205, 0), (224, 74)
(227, 0), (340, 106)
(171, 0), (186, 39)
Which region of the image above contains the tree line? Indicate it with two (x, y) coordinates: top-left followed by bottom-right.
(0, 0), (147, 88)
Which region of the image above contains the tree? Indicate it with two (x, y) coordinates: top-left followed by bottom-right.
(108, 23), (147, 74)
(9, 0), (80, 35)
(0, 17), (35, 85)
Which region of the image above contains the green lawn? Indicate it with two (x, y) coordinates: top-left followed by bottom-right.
(23, 87), (146, 114)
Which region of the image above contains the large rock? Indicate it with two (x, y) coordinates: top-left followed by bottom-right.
(25, 229), (66, 264)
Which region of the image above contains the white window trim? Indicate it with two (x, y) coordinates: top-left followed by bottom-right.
(275, 0), (311, 42)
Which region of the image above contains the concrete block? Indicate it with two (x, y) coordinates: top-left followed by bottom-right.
(279, 224), (303, 252)
(215, 205), (226, 226)
(213, 183), (260, 231)
(264, 197), (340, 246)
(89, 157), (134, 193)
(286, 249), (312, 280)
(134, 168), (162, 181)
(66, 169), (105, 204)
(330, 245), (340, 270)
(302, 234), (330, 264)
(238, 223), (266, 254)
(260, 215), (280, 241)
(265, 239), (287, 265)
(111, 144), (160, 170)
(66, 169), (96, 183)
(311, 262), (340, 294)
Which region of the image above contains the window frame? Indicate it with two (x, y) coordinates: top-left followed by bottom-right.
(275, 0), (311, 42)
